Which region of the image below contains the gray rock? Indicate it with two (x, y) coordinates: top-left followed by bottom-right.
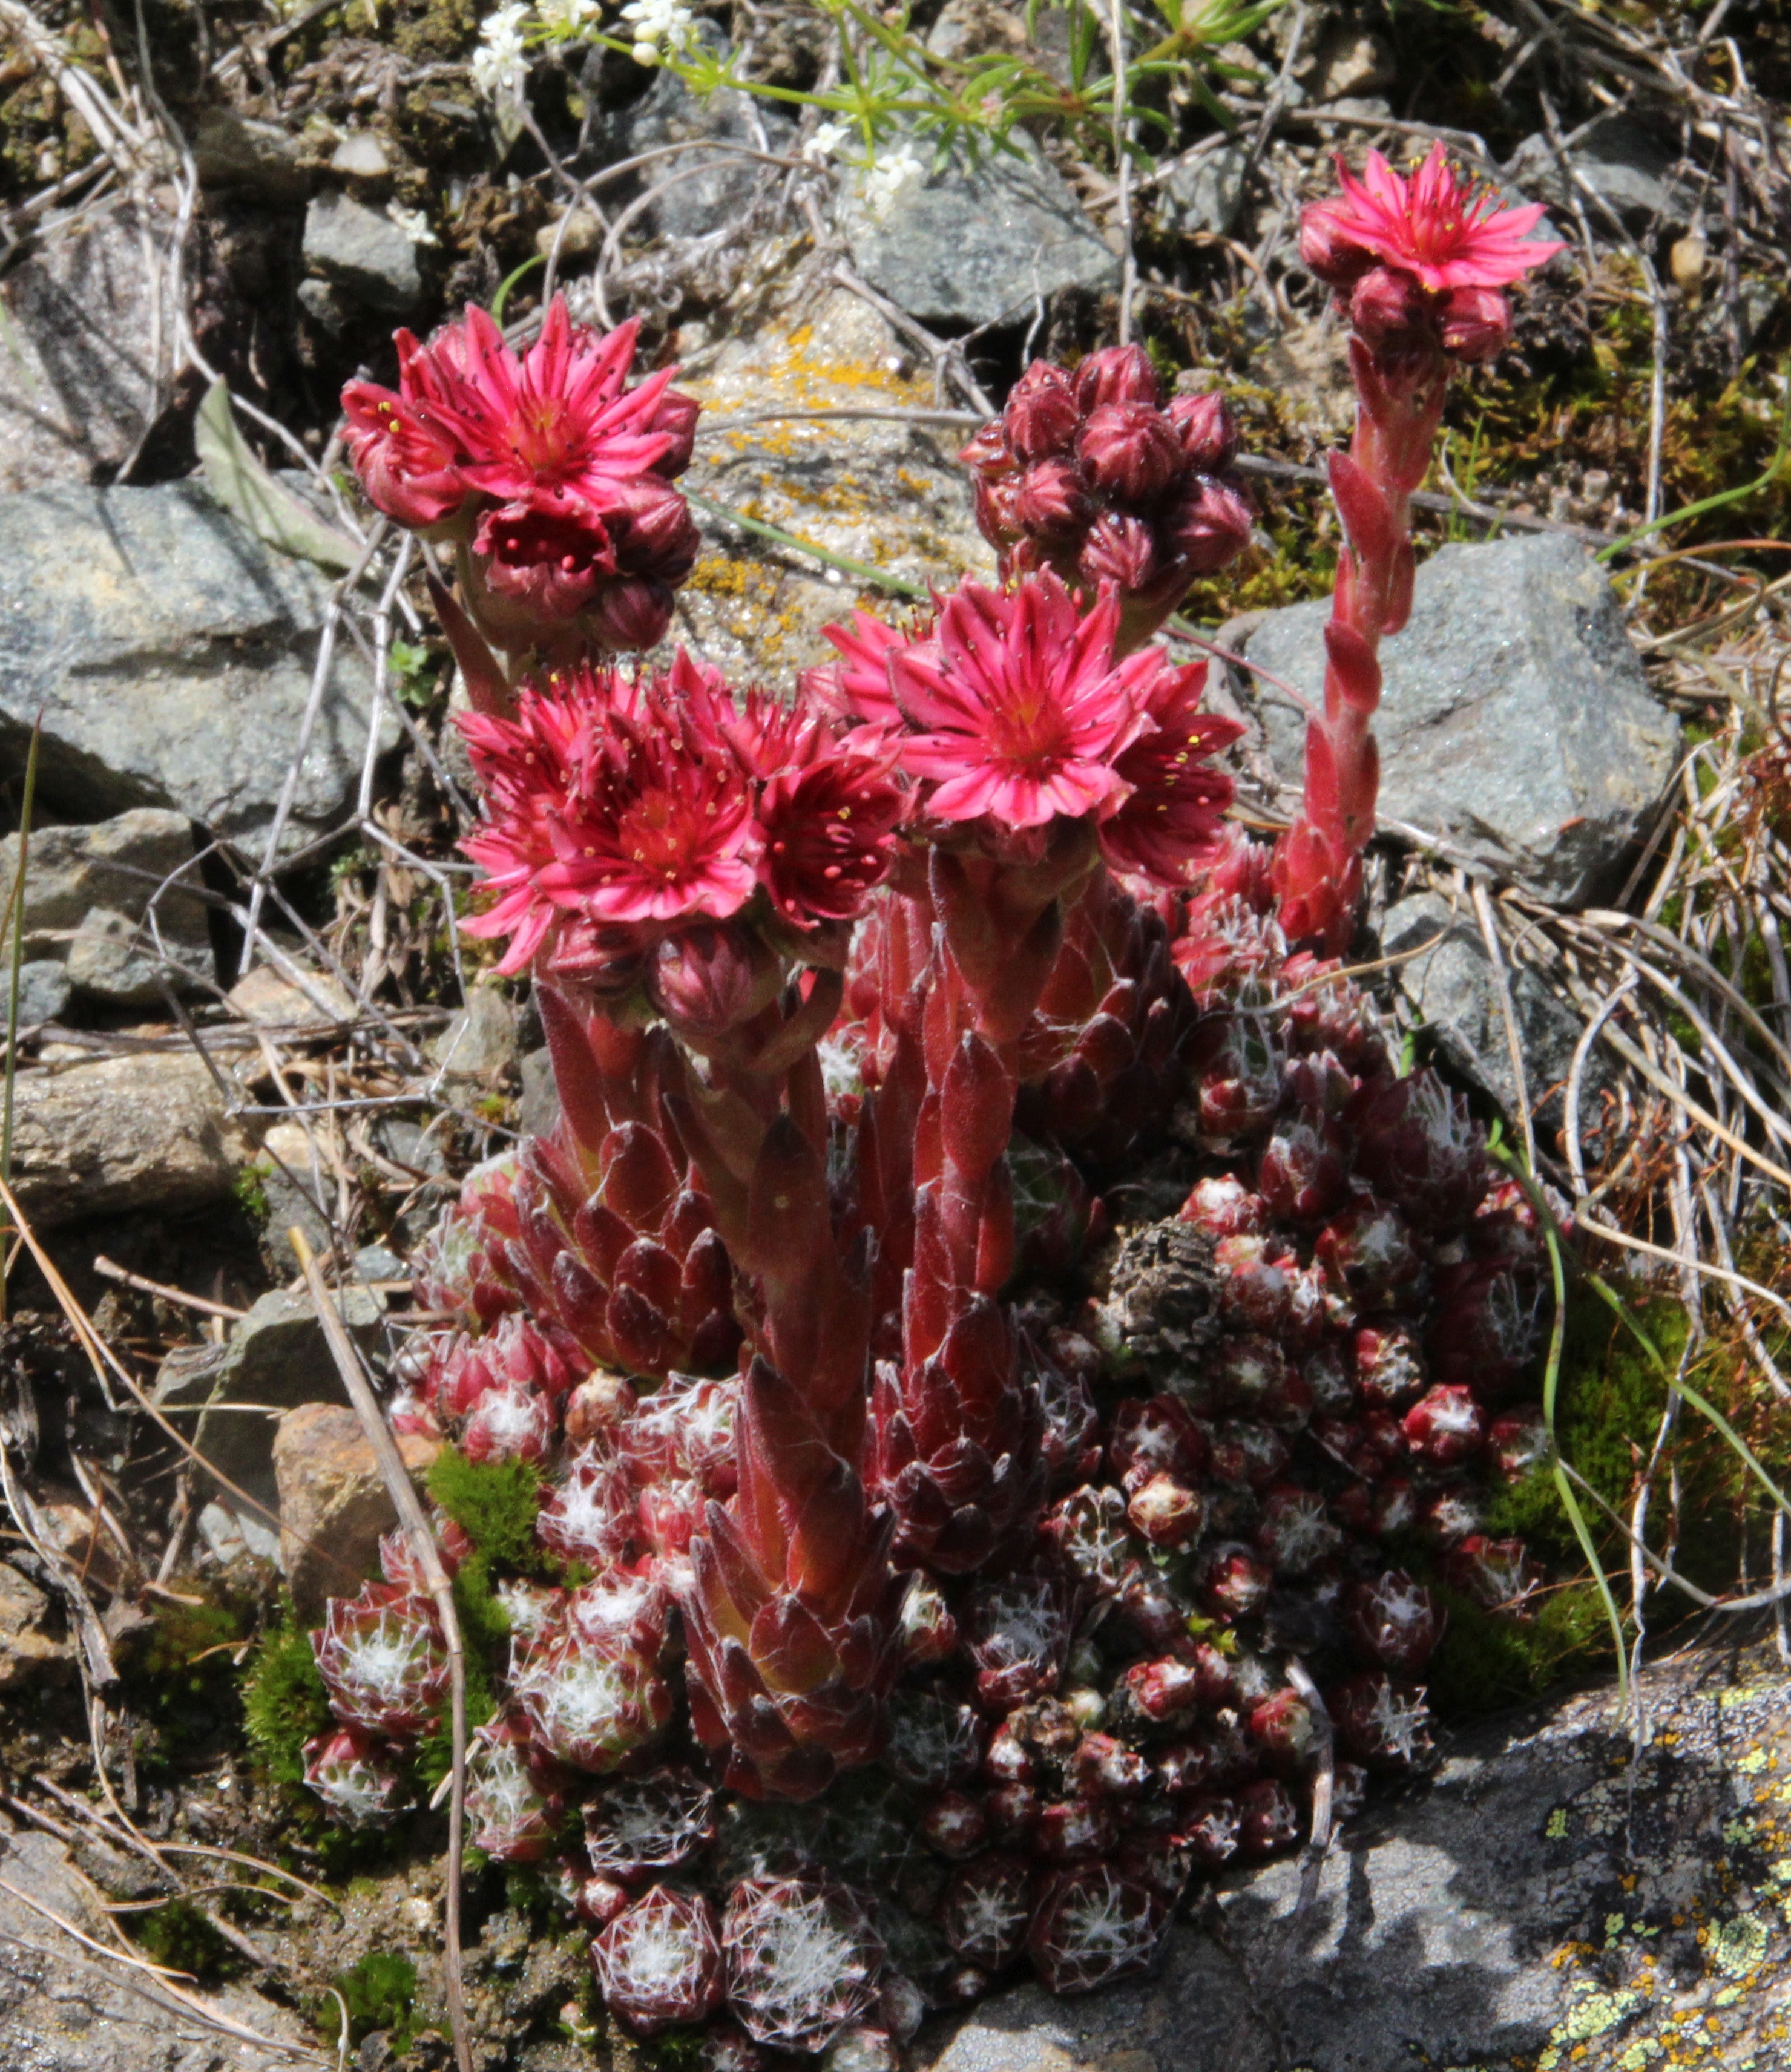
(598, 48), (794, 242)
(1506, 113), (1693, 232)
(329, 131), (391, 182)
(191, 104), (311, 202)
(303, 189), (425, 315)
(519, 1043), (559, 1139)
(258, 1118), (335, 1274)
(0, 1560), (68, 1687)
(1160, 142), (1249, 238)
(0, 201), (176, 496)
(430, 987), (519, 1083)
(65, 905), (214, 1004)
(1380, 892), (1609, 1132)
(157, 1282), (384, 1503)
(0, 809), (208, 962)
(0, 482), (387, 845)
(0, 1816), (309, 2071)
(838, 137), (1120, 329)
(8, 1050), (256, 1228)
(917, 1647), (1791, 2072)
(1302, 22), (1396, 102)
(665, 288), (996, 683)
(1, 960), (71, 1028)
(1233, 534), (1681, 907)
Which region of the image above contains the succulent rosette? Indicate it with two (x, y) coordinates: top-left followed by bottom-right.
(300, 267), (1566, 2050)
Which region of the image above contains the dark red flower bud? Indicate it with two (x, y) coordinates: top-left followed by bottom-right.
(1328, 1672), (1433, 1771)
(1014, 459), (1094, 540)
(1077, 403), (1185, 505)
(1178, 1174), (1267, 1238)
(1439, 282), (1511, 362)
(1168, 391), (1240, 473)
(1176, 1794), (1241, 1867)
(1248, 1688), (1319, 1766)
(1074, 343), (1163, 411)
(1255, 1483), (1342, 1576)
(1444, 1533), (1537, 1609)
(1003, 362), (1082, 461)
(586, 575), (675, 654)
(1353, 1320), (1427, 1408)
(1344, 1571), (1445, 1674)
(1127, 1472), (1204, 1549)
(1108, 1395), (1207, 1490)
(1161, 474), (1254, 574)
(1070, 1733), (1149, 1800)
(1221, 1236), (1301, 1336)
(1298, 199), (1379, 289)
(1349, 264), (1439, 351)
(1315, 1200), (1421, 1303)
(1077, 510), (1159, 592)
(1257, 1110), (1349, 1224)
(1236, 1777), (1300, 1857)
(939, 1853), (1034, 1968)
(982, 1723), (1034, 1786)
(1124, 1656), (1203, 1723)
(985, 1781), (1041, 1840)
(1203, 1544), (1272, 1620)
(1036, 1795), (1120, 1863)
(1488, 1408), (1548, 1481)
(921, 1789), (990, 1860)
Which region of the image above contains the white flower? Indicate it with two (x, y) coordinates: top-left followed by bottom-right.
(803, 118), (850, 166)
(536, 0), (599, 29)
(856, 140), (927, 222)
(618, 0), (695, 66)
(386, 201), (439, 248)
(471, 1), (530, 103)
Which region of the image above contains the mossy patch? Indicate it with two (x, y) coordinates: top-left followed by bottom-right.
(427, 1447), (544, 1570)
(130, 1898), (236, 1982)
(242, 1614), (332, 1788)
(315, 1949), (418, 2052)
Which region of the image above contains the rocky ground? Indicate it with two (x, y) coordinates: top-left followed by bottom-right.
(1, 1), (1789, 2068)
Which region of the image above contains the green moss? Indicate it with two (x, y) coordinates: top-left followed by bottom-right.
(413, 1557), (502, 1795)
(242, 1616), (331, 1787)
(131, 1898), (235, 1981)
(316, 1949), (418, 2052)
(642, 2030), (708, 2071)
(232, 1161), (273, 1225)
(426, 1447), (544, 1570)
(1425, 1578), (1617, 1718)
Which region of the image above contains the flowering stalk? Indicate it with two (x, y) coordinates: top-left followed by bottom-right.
(959, 345), (1252, 654)
(1272, 146), (1563, 951)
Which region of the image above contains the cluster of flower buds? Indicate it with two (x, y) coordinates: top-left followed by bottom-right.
(959, 346), (1254, 651)
(344, 298), (700, 662)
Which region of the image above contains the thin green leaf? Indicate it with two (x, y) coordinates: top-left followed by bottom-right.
(194, 379), (361, 573)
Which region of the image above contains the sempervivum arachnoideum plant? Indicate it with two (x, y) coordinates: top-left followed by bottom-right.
(289, 166), (1569, 2057)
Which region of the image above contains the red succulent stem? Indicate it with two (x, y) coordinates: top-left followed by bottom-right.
(1272, 339), (1449, 956)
